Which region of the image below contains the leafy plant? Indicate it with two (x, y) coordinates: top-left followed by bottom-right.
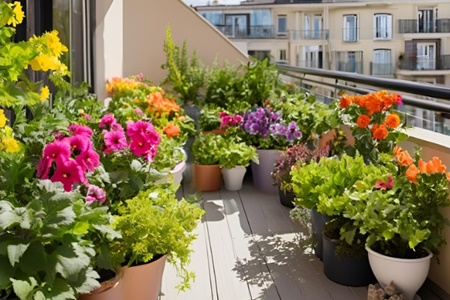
(344, 147), (450, 259)
(191, 133), (224, 165)
(162, 26), (206, 106)
(198, 106), (223, 131)
(0, 180), (119, 300)
(110, 184), (204, 291)
(219, 137), (258, 169)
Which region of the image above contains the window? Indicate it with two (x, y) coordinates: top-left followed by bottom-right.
(336, 51), (363, 73)
(305, 14), (323, 39)
(416, 43), (436, 70)
(225, 14), (249, 38)
(374, 14), (392, 40)
(296, 46), (322, 68)
(418, 8), (435, 33)
(372, 49), (392, 76)
(277, 15), (287, 35)
(248, 50), (271, 61)
(343, 15), (358, 42)
(279, 49), (287, 62)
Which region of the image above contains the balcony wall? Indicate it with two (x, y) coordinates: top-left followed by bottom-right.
(399, 55), (450, 71)
(398, 19), (450, 34)
(94, 0), (248, 101)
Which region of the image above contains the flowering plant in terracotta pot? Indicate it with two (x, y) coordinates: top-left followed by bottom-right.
(338, 90), (408, 164)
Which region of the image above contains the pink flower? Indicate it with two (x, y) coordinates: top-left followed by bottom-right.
(86, 185), (106, 204)
(103, 130), (128, 152)
(37, 157), (53, 179)
(99, 113), (117, 128)
(68, 124), (93, 138)
(143, 130), (161, 146)
(76, 149), (100, 172)
(126, 120), (155, 139)
(375, 175), (394, 190)
(66, 135), (90, 156)
(82, 113), (91, 120)
(145, 145), (158, 162)
(43, 140), (71, 164)
(51, 160), (86, 192)
(134, 107), (144, 117)
(129, 134), (151, 157)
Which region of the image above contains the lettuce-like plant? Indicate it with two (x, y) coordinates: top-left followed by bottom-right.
(191, 133), (224, 165)
(219, 137), (258, 169)
(110, 184), (204, 291)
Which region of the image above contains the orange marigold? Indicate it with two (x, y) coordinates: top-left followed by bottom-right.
(163, 123), (180, 138)
(406, 164), (419, 183)
(385, 114), (401, 128)
(419, 157), (447, 174)
(339, 95), (352, 109)
(371, 124), (388, 140)
(394, 148), (414, 166)
(356, 115), (370, 128)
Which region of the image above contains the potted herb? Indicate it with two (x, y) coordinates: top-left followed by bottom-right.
(271, 143), (329, 208)
(219, 137), (259, 191)
(110, 183), (204, 298)
(198, 105), (224, 133)
(191, 133), (225, 191)
(344, 147), (450, 299)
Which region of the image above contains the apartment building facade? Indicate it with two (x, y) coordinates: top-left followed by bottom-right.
(196, 0), (450, 86)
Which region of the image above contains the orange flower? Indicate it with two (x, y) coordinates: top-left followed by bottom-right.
(163, 123), (180, 138)
(386, 114), (401, 129)
(419, 157), (447, 174)
(371, 124), (388, 140)
(393, 145), (403, 157)
(178, 116), (186, 122)
(356, 115), (370, 128)
(406, 164), (419, 183)
(339, 95), (352, 109)
(395, 148), (414, 166)
(446, 172), (450, 181)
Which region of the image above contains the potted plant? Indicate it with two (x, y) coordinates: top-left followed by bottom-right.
(343, 146), (450, 299)
(198, 105), (224, 134)
(191, 133), (225, 191)
(110, 183), (204, 299)
(219, 137), (259, 191)
(271, 143), (329, 208)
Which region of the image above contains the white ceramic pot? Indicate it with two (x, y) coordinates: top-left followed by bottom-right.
(221, 166), (247, 191)
(366, 247), (432, 300)
(155, 161), (186, 185)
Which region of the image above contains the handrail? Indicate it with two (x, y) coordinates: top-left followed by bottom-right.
(276, 65), (450, 103)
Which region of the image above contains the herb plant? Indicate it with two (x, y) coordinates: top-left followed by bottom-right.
(219, 137), (258, 169)
(191, 133), (225, 165)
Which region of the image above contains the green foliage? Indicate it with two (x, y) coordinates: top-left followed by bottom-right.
(110, 184), (204, 291)
(0, 180), (119, 300)
(219, 137), (258, 169)
(152, 137), (186, 173)
(191, 133), (225, 165)
(162, 26), (206, 106)
(198, 106), (223, 131)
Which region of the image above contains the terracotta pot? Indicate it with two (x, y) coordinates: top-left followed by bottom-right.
(121, 255), (168, 300)
(194, 164), (222, 191)
(78, 269), (125, 300)
(202, 128), (226, 135)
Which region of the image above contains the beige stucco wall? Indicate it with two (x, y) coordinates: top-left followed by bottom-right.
(122, 0), (248, 84)
(93, 0), (248, 101)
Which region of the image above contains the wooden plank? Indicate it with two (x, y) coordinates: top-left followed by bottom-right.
(202, 191), (252, 299)
(221, 189), (281, 300)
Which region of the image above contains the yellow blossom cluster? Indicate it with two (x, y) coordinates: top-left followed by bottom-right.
(0, 109), (20, 153)
(6, 1), (24, 27)
(29, 30), (69, 76)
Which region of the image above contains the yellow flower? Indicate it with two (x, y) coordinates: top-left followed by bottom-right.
(2, 138), (20, 153)
(7, 1), (25, 27)
(0, 110), (7, 128)
(40, 86), (50, 101)
(46, 30), (68, 57)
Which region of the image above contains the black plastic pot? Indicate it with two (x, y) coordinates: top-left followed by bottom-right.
(278, 188), (295, 208)
(311, 208), (329, 261)
(322, 233), (376, 286)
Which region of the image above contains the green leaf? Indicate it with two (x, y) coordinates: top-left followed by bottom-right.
(18, 242), (47, 274)
(0, 255), (14, 289)
(11, 277), (38, 300)
(130, 159), (142, 172)
(41, 278), (75, 300)
(0, 201), (21, 229)
(51, 244), (91, 281)
(7, 240), (29, 267)
(71, 222), (90, 235)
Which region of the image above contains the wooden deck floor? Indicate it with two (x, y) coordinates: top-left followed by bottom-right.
(160, 176), (371, 300)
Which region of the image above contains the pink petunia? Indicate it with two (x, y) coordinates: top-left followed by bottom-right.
(129, 134), (151, 157)
(43, 140), (71, 164)
(86, 185), (106, 204)
(76, 149), (100, 172)
(145, 144), (158, 162)
(51, 160), (86, 192)
(126, 120), (155, 139)
(66, 135), (90, 156)
(103, 130), (128, 152)
(375, 175), (394, 190)
(68, 124), (93, 138)
(37, 156), (53, 179)
(99, 113), (117, 128)
(143, 130), (161, 146)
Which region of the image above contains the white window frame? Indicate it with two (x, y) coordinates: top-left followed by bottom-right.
(277, 15), (287, 35)
(374, 14), (392, 40)
(373, 49), (392, 75)
(279, 49), (287, 62)
(343, 14), (358, 42)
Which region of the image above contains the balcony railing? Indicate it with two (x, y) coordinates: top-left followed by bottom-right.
(370, 62), (394, 77)
(336, 61), (363, 74)
(399, 55), (450, 71)
(341, 28), (394, 42)
(398, 18), (450, 33)
(289, 30), (329, 40)
(214, 25), (275, 38)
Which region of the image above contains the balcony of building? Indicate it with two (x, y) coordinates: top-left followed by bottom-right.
(398, 19), (450, 34)
(398, 55), (450, 72)
(215, 25), (277, 39)
(370, 62), (395, 77)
